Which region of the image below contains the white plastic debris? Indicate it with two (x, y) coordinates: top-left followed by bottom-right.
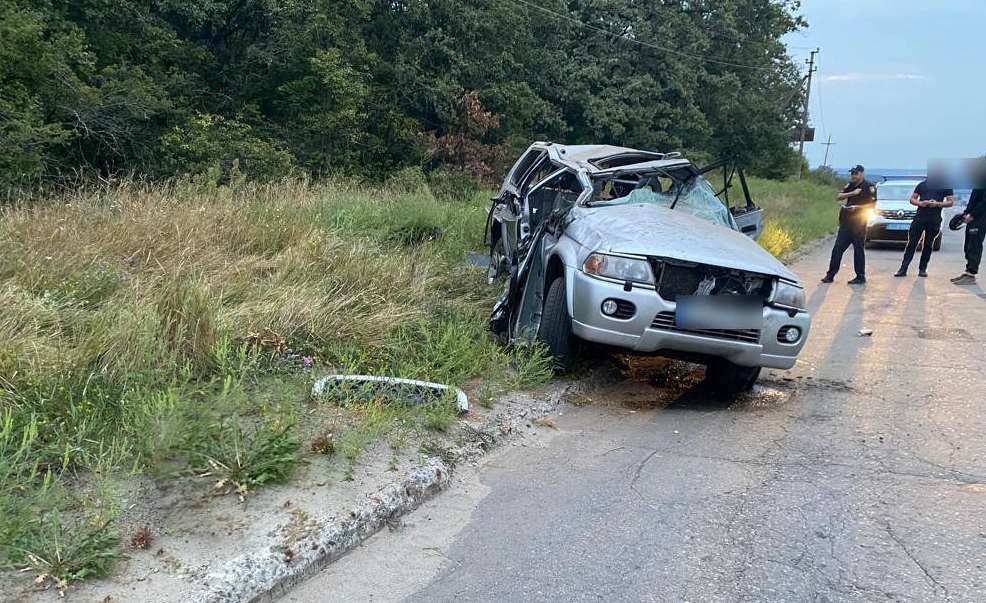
(311, 375), (469, 413)
(858, 328), (874, 337)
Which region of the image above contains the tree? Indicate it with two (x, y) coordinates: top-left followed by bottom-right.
(0, 0), (808, 187)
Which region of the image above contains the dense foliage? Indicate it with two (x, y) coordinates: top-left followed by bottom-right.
(1, 0), (805, 188)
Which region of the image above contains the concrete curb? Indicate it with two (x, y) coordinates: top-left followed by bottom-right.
(199, 458), (454, 603)
(190, 381), (583, 602)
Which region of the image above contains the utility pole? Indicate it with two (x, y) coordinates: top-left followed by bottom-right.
(797, 48), (820, 179)
(821, 135), (836, 168)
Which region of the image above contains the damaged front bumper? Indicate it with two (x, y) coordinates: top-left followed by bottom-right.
(569, 270), (810, 369)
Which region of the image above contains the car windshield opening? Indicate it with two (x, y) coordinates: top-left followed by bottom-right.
(587, 172), (738, 229)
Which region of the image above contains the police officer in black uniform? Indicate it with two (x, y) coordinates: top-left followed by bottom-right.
(951, 186), (986, 285)
(822, 165), (876, 285)
(895, 174), (953, 277)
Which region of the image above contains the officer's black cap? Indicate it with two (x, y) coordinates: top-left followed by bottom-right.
(849, 164), (865, 174)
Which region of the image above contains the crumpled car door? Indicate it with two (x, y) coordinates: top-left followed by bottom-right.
(489, 168), (583, 345)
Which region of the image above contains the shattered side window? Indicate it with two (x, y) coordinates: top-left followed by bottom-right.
(510, 150), (546, 188)
(590, 175), (737, 229)
(526, 170), (583, 230)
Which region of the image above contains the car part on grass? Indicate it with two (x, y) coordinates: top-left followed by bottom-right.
(311, 375), (469, 414)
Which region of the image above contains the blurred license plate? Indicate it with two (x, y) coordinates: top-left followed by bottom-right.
(887, 223), (910, 230)
(676, 296), (762, 330)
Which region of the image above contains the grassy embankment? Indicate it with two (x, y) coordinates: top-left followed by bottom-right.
(748, 176), (840, 259)
(0, 174), (836, 586)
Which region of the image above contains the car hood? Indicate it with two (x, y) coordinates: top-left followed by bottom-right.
(567, 203), (799, 282)
(876, 200), (912, 210)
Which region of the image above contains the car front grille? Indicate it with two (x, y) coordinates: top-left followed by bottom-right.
(880, 209), (915, 220)
(651, 311), (761, 344)
(651, 260), (772, 302)
(654, 263), (704, 302)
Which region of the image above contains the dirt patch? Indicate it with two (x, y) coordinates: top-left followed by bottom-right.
(567, 355), (792, 412)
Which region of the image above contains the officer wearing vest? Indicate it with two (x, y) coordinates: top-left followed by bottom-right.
(822, 165), (876, 285)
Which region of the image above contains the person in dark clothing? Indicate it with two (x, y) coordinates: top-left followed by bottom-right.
(951, 187), (986, 285)
(895, 178), (953, 277)
(822, 165), (876, 285)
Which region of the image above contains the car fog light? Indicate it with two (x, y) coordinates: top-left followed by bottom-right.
(781, 326), (801, 343)
(601, 300), (619, 316)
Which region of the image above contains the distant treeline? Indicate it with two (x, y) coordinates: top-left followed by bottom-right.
(1, 0), (806, 188)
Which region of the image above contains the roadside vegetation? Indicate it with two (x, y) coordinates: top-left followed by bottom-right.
(0, 171), (836, 587)
(749, 175), (840, 259)
(3, 1), (806, 192)
(0, 175), (551, 588)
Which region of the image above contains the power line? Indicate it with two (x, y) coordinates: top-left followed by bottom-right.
(503, 0), (787, 72)
(814, 67), (828, 137)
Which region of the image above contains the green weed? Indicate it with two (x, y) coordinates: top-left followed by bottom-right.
(16, 513), (119, 591)
(190, 416), (300, 496)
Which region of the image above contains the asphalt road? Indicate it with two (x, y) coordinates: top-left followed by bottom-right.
(288, 224), (986, 603)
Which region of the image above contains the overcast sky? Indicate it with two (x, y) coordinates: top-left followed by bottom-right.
(783, 0), (985, 170)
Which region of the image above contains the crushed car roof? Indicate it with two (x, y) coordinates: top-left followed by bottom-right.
(535, 142), (693, 175)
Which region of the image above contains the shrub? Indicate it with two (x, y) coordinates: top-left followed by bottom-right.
(806, 165), (843, 188)
(160, 114), (296, 183)
(758, 220), (795, 258)
(426, 167), (483, 202)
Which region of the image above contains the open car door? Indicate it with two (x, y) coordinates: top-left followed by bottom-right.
(699, 159), (764, 239)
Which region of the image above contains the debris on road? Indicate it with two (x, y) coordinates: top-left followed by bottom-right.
(312, 375), (469, 413)
(858, 328), (874, 337)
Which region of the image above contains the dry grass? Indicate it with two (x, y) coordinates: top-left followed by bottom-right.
(0, 177), (551, 581)
(0, 180), (440, 390)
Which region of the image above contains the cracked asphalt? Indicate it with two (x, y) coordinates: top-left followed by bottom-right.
(287, 226), (986, 602)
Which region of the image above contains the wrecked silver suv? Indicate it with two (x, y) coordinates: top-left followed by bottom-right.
(486, 143), (811, 392)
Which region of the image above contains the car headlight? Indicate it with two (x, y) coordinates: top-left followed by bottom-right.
(583, 253), (655, 284)
(770, 279), (806, 310)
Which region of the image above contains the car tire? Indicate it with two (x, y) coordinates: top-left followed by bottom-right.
(538, 276), (574, 373)
(705, 359), (761, 394)
(487, 236), (508, 281)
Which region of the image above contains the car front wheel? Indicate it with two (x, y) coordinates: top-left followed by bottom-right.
(538, 276), (575, 372)
(705, 359), (761, 393)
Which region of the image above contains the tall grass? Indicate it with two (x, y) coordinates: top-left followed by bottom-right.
(0, 177), (546, 583)
(747, 176), (839, 259)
